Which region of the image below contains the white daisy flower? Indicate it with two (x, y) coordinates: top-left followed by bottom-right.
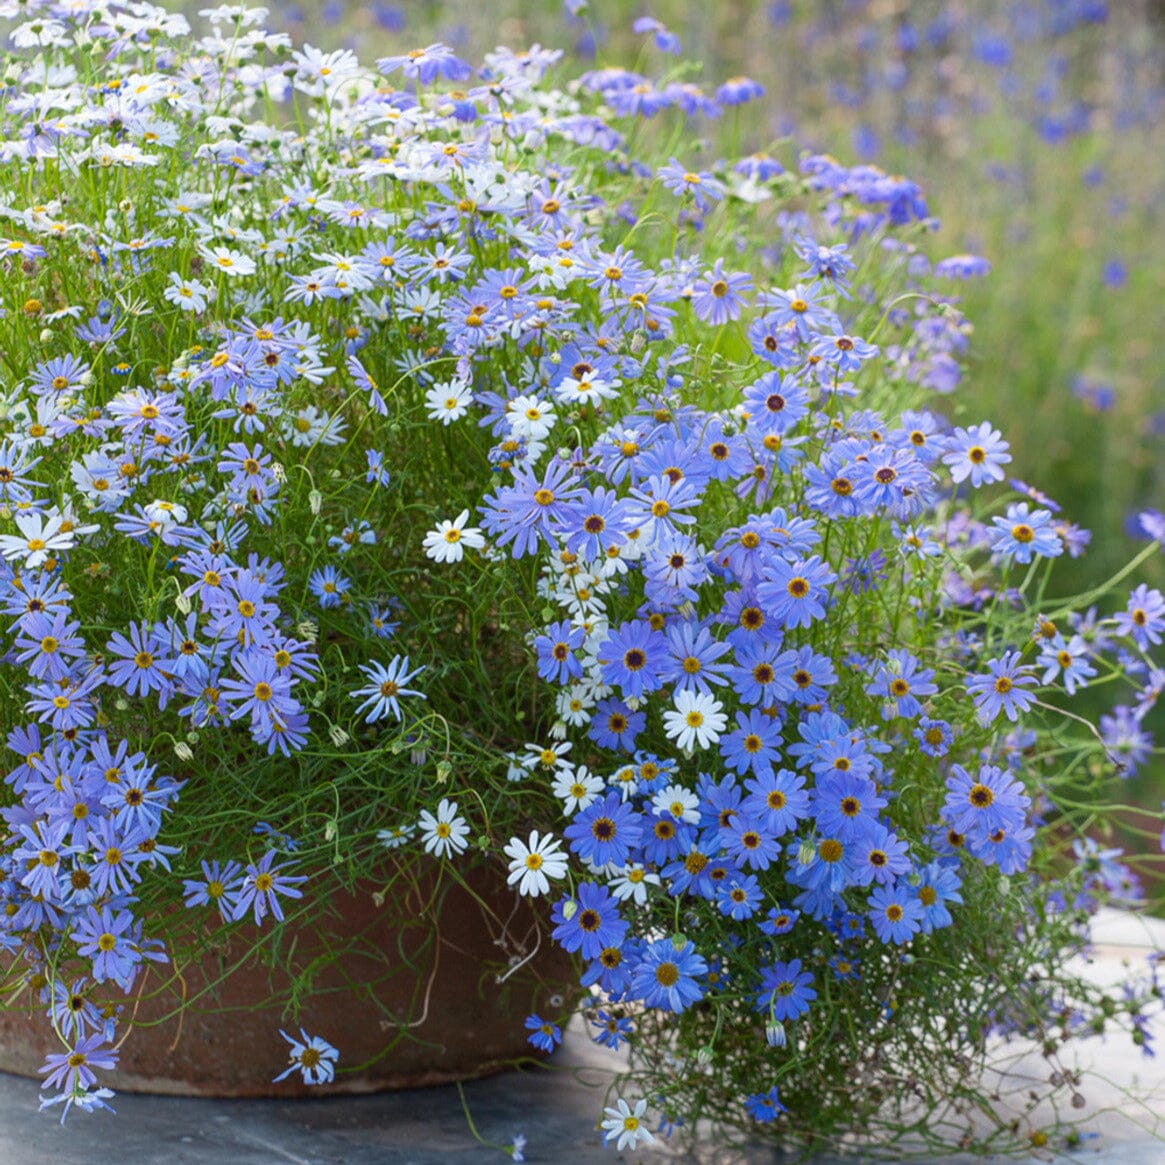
(601, 1097), (655, 1151)
(555, 685), (595, 728)
(291, 45), (360, 95)
(422, 510), (485, 564)
(200, 245), (256, 276)
(417, 798), (470, 860)
(504, 752), (530, 783)
(522, 739), (573, 776)
(424, 380), (473, 425)
(662, 690), (727, 752)
(160, 190), (213, 224)
(507, 393), (556, 441)
(609, 764), (639, 800)
(607, 863), (661, 905)
(553, 371), (620, 405)
(552, 764), (603, 814)
(554, 572), (610, 619)
(163, 271), (213, 312)
(0, 510), (78, 568)
(652, 783), (701, 824)
(144, 498), (188, 529)
(283, 405), (346, 447)
(503, 830), (567, 898)
(376, 824), (415, 850)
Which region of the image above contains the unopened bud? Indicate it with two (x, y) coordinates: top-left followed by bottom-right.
(173, 741), (194, 762)
(765, 1021), (787, 1048)
(308, 488), (322, 514)
(560, 898), (578, 921)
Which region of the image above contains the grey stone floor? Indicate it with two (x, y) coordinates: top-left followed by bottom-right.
(0, 909), (1161, 1165)
(0, 1048), (772, 1165)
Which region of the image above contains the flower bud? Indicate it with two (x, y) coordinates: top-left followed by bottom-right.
(173, 741), (194, 762)
(765, 1021), (787, 1048)
(560, 898), (578, 921)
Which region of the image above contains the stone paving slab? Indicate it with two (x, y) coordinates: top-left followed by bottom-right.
(1, 1056), (1162, 1165)
(0, 908), (1160, 1165)
(0, 1058), (778, 1165)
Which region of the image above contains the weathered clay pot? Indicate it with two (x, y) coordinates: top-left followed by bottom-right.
(0, 863), (571, 1096)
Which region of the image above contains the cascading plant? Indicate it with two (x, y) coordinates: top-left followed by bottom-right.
(0, 2), (1158, 1156)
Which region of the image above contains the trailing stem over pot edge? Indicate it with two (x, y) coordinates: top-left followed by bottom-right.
(0, 1), (1158, 1155)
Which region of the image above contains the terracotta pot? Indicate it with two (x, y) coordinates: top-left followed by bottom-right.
(0, 863), (572, 1097)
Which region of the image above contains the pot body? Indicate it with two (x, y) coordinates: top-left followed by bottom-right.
(0, 865), (569, 1096)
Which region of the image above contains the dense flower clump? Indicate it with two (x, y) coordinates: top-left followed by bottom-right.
(0, 1), (1158, 1153)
